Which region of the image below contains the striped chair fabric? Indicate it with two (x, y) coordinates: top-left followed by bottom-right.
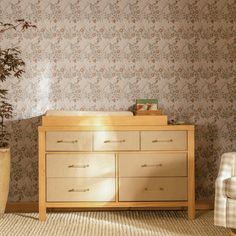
(214, 152), (236, 229)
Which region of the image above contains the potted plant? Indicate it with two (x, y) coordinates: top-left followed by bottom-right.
(0, 20), (36, 217)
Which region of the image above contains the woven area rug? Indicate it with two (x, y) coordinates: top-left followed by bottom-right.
(0, 211), (230, 236)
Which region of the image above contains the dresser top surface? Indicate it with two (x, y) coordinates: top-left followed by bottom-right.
(46, 110), (134, 117)
(40, 114), (194, 131)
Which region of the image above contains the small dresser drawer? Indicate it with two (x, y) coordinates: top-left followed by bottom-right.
(93, 131), (140, 151)
(119, 177), (187, 201)
(47, 154), (115, 178)
(46, 132), (92, 151)
(47, 178), (115, 202)
(119, 153), (187, 177)
(141, 131), (187, 150)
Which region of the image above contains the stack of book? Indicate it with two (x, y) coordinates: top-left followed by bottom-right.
(134, 99), (162, 116)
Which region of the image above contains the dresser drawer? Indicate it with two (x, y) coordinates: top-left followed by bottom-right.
(46, 132), (92, 151)
(47, 154), (115, 178)
(119, 153), (187, 177)
(47, 178), (115, 202)
(119, 177), (187, 201)
(141, 131), (187, 150)
(93, 131), (140, 151)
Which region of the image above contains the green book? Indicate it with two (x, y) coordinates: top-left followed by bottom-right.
(136, 99), (158, 104)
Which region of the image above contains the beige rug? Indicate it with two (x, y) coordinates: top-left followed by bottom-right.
(0, 211), (230, 236)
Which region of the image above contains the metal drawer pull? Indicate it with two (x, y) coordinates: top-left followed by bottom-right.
(152, 139), (173, 143)
(144, 187), (164, 191)
(68, 164), (90, 168)
(141, 164), (163, 168)
(68, 188), (90, 193)
(104, 139), (126, 143)
(57, 140), (78, 144)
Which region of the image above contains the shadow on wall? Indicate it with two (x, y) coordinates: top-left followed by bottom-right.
(7, 116), (42, 202)
(195, 123), (231, 200)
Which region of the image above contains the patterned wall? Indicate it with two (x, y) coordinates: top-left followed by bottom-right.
(0, 0), (235, 201)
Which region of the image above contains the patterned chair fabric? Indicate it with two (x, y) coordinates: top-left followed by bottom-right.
(225, 177), (236, 199)
(214, 152), (236, 228)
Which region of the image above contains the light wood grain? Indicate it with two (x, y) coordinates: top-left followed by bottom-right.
(141, 131), (187, 151)
(119, 177), (187, 201)
(118, 153), (187, 177)
(47, 178), (116, 202)
(46, 131), (93, 151)
(38, 130), (46, 221)
(42, 116), (168, 127)
(38, 115), (195, 221)
(6, 200), (213, 213)
(115, 153), (119, 203)
(46, 201), (189, 208)
(93, 131), (140, 151)
(47, 154), (115, 178)
(39, 125), (194, 132)
(187, 130), (195, 220)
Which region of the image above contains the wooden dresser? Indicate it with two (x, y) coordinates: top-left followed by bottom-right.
(38, 113), (195, 221)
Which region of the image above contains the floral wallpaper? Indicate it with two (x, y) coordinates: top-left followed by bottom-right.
(0, 0), (235, 201)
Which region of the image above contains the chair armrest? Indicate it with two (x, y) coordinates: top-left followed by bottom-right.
(216, 153), (236, 198)
(217, 152), (236, 179)
(215, 152), (236, 227)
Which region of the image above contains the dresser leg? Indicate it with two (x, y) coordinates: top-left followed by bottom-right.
(230, 229), (236, 235)
(188, 205), (195, 220)
(39, 206), (46, 221)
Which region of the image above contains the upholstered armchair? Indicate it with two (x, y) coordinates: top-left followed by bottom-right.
(214, 152), (236, 234)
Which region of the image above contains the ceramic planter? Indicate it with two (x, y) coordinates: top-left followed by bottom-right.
(0, 148), (10, 217)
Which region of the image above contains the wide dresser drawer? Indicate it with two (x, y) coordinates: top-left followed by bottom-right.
(47, 178), (115, 202)
(93, 131), (140, 151)
(119, 153), (187, 177)
(47, 154), (115, 178)
(46, 132), (92, 151)
(141, 131), (187, 150)
(119, 177), (187, 201)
